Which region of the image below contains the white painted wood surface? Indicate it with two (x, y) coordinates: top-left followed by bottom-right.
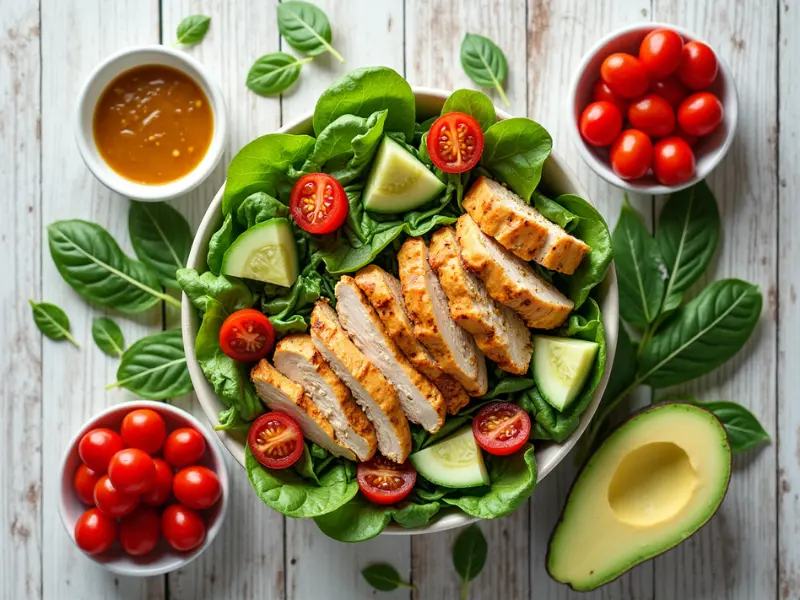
(1, 0), (787, 598)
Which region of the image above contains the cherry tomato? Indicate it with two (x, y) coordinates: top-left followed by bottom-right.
(592, 79), (628, 114)
(94, 475), (139, 518)
(650, 75), (689, 109)
(472, 402), (531, 456)
(164, 428), (207, 468)
(653, 137), (696, 186)
(119, 507), (161, 556)
(600, 52), (649, 98)
(627, 94), (676, 138)
(639, 29), (684, 78)
(78, 428), (123, 474)
(141, 458), (174, 506)
(74, 508), (117, 555)
(677, 91), (723, 137)
(610, 129), (653, 180)
(677, 41), (718, 90)
(357, 456), (417, 505)
(289, 173), (348, 235)
(248, 412), (304, 470)
(173, 466), (222, 510)
(108, 448), (156, 495)
(74, 464), (100, 506)
(426, 112), (485, 173)
(219, 308), (275, 363)
(121, 409), (167, 454)
(162, 504), (206, 552)
(579, 101), (623, 147)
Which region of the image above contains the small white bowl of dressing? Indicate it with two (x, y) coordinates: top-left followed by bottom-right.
(75, 45), (228, 202)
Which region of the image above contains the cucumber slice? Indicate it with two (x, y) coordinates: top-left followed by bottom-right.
(363, 136), (446, 214)
(409, 427), (490, 488)
(533, 335), (600, 411)
(221, 218), (298, 287)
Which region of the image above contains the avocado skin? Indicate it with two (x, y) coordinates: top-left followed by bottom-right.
(545, 401), (732, 591)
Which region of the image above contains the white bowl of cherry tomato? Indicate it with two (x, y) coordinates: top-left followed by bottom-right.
(569, 23), (737, 193)
(58, 401), (229, 576)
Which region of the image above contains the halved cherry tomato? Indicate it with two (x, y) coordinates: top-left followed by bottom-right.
(248, 412), (304, 469)
(592, 79), (628, 114)
(653, 137), (696, 186)
(472, 402), (531, 456)
(108, 448), (156, 495)
(289, 173), (348, 235)
(600, 53), (649, 98)
(677, 41), (718, 90)
(649, 75), (689, 110)
(173, 466), (222, 510)
(628, 94), (676, 138)
(78, 428), (123, 473)
(121, 408), (167, 454)
(639, 29), (684, 78)
(677, 91), (723, 137)
(119, 507), (160, 556)
(162, 504), (206, 552)
(141, 458), (174, 506)
(426, 112), (484, 173)
(74, 508), (117, 555)
(219, 308), (275, 362)
(579, 101), (623, 147)
(94, 475), (139, 518)
(610, 129), (653, 180)
(357, 456), (416, 505)
(164, 428), (206, 468)
(74, 464), (100, 506)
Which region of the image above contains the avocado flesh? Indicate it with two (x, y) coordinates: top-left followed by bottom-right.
(547, 402), (731, 591)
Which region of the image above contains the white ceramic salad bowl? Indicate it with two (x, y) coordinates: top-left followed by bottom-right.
(181, 86), (619, 535)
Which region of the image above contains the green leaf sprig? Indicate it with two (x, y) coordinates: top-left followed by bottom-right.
(277, 1), (344, 63)
(361, 563), (414, 592)
(29, 300), (79, 347)
(246, 52), (314, 96)
(92, 317), (125, 357)
(129, 202), (192, 289)
(453, 524), (488, 600)
(176, 15), (211, 46)
(460, 33), (510, 107)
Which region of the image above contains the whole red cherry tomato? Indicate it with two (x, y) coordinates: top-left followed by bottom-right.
(162, 504), (206, 552)
(610, 129), (653, 180)
(677, 41), (718, 90)
(108, 448), (156, 495)
(600, 52), (649, 98)
(119, 507), (161, 556)
(78, 428), (123, 474)
(579, 101), (623, 146)
(141, 458), (174, 506)
(164, 428), (206, 468)
(653, 137), (696, 186)
(173, 466), (222, 510)
(74, 508), (117, 555)
(74, 464), (100, 506)
(592, 79), (628, 114)
(93, 475), (139, 518)
(627, 94), (676, 138)
(650, 75), (690, 109)
(639, 29), (684, 78)
(677, 91), (723, 137)
(121, 409), (167, 454)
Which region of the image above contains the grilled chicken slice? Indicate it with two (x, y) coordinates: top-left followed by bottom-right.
(397, 237), (488, 397)
(250, 360), (356, 460)
(355, 265), (471, 414)
(273, 334), (377, 461)
(429, 226), (532, 375)
(463, 176), (590, 274)
(456, 214), (574, 329)
(335, 277), (446, 433)
(310, 300), (411, 463)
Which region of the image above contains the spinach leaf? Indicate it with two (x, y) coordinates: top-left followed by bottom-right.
(389, 501), (441, 528)
(107, 329), (192, 399)
(481, 377), (535, 400)
(176, 14), (210, 45)
(261, 268), (326, 336)
(215, 406), (251, 434)
(460, 33), (510, 107)
(313, 67), (415, 141)
(695, 400), (770, 453)
(246, 446), (358, 518)
(533, 191), (579, 232)
(414, 116), (436, 145)
(612, 203), (666, 328)
(246, 53), (312, 96)
(361, 563), (414, 592)
(655, 181), (720, 313)
(480, 118), (552, 202)
(277, 1), (344, 62)
(236, 192), (288, 230)
(91, 317), (124, 357)
(29, 300), (79, 347)
(639, 279), (762, 388)
(442, 89), (497, 131)
(452, 523), (488, 600)
(48, 220), (178, 312)
(295, 444), (320, 485)
(128, 201), (191, 289)
(207, 213), (236, 275)
(314, 495), (392, 542)
(600, 324), (637, 405)
(177, 268), (255, 314)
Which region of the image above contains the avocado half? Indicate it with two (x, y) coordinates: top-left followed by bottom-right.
(547, 402), (732, 591)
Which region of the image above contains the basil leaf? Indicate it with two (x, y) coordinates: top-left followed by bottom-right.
(442, 89), (497, 131)
(655, 181), (720, 313)
(91, 317), (125, 357)
(177, 268), (255, 315)
(47, 220), (178, 312)
(480, 118), (552, 202)
(176, 14), (211, 45)
(129, 202), (192, 289)
(612, 203), (666, 328)
(452, 523), (488, 600)
(107, 329), (191, 399)
(639, 279), (762, 388)
(701, 401), (770, 453)
(246, 52), (312, 96)
(277, 1), (344, 62)
(460, 33), (510, 107)
(361, 563), (413, 592)
(29, 300), (79, 347)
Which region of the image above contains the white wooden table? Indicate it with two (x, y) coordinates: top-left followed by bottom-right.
(1, 0), (790, 598)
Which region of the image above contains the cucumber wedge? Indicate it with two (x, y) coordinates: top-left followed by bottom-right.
(533, 335), (599, 411)
(363, 136), (445, 214)
(221, 218), (298, 287)
(409, 427), (490, 488)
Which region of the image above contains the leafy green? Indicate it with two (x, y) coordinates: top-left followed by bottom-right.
(389, 501), (441, 528)
(480, 118), (552, 202)
(533, 191), (579, 232)
(215, 405), (251, 434)
(207, 213), (235, 275)
(696, 400), (770, 453)
(29, 300), (79, 347)
(246, 52), (312, 96)
(277, 1), (344, 62)
(460, 33), (510, 107)
(442, 89), (497, 131)
(235, 192), (289, 230)
(176, 15), (211, 45)
(177, 268), (255, 314)
(482, 376), (535, 400)
(91, 317), (124, 357)
(452, 524), (488, 600)
(361, 563), (414, 592)
(128, 201), (191, 289)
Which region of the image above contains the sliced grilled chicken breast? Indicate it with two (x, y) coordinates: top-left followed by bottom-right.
(463, 176), (590, 274)
(397, 237), (488, 397)
(310, 300), (411, 463)
(273, 334), (377, 461)
(429, 226), (533, 375)
(355, 265), (471, 414)
(250, 360), (356, 460)
(456, 214), (574, 329)
(335, 277), (446, 433)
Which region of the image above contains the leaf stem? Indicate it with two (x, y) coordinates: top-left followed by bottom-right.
(494, 81), (510, 107)
(326, 44), (345, 63)
(461, 580), (469, 600)
(637, 324), (655, 358)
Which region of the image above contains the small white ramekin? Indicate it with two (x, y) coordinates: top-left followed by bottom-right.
(75, 45), (228, 202)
